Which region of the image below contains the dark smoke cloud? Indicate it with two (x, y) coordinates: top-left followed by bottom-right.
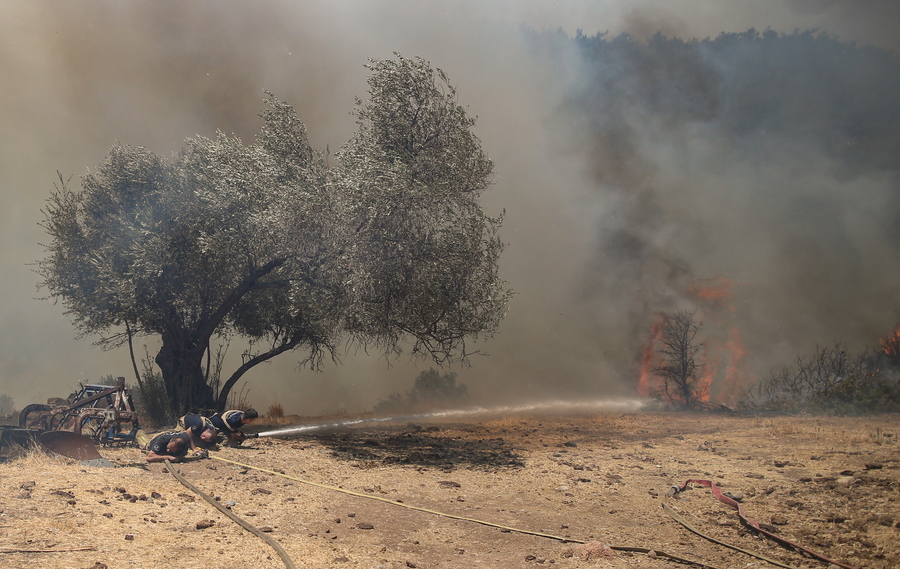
(545, 28), (900, 402)
(0, 1), (896, 414)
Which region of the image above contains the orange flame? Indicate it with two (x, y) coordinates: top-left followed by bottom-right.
(686, 278), (734, 311)
(719, 326), (747, 407)
(638, 277), (752, 407)
(696, 350), (717, 403)
(880, 326), (900, 357)
(637, 314), (665, 397)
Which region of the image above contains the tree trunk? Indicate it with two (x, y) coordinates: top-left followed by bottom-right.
(156, 337), (215, 417)
(214, 336), (303, 411)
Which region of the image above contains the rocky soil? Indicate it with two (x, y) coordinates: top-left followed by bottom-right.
(1, 412), (898, 569)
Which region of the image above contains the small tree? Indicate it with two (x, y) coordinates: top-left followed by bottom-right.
(653, 310), (705, 409)
(408, 368), (468, 408)
(374, 368), (468, 414)
(37, 55), (511, 416)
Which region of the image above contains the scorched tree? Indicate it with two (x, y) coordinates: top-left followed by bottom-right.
(37, 55), (511, 417)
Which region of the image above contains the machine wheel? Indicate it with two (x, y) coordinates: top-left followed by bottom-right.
(78, 415), (107, 442)
(49, 412), (79, 432)
(18, 404), (52, 430)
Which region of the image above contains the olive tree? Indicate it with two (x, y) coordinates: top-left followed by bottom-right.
(38, 55), (511, 416)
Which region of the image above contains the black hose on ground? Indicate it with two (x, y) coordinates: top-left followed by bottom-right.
(164, 459), (297, 569)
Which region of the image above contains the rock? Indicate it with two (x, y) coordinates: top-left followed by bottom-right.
(573, 541), (616, 561)
(196, 520), (215, 530)
(723, 491), (744, 502)
(357, 522), (375, 529)
(835, 476), (855, 487)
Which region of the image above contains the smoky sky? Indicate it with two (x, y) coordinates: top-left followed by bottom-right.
(0, 1), (897, 415)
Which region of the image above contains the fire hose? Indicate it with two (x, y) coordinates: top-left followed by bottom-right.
(665, 479), (860, 569)
(165, 448), (860, 569)
(208, 455), (718, 568)
(164, 459), (297, 569)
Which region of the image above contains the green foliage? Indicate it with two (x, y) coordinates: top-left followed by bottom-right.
(132, 351), (171, 428)
(37, 54), (510, 416)
(374, 368), (468, 414)
(738, 343), (900, 415)
(408, 368), (468, 406)
(336, 55), (510, 362)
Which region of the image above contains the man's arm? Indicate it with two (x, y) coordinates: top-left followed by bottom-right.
(146, 451), (182, 463)
(185, 429), (200, 451)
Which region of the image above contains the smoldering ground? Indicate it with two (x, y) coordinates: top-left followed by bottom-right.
(0, 1), (898, 414)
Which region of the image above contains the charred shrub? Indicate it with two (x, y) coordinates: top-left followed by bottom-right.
(739, 343), (900, 415)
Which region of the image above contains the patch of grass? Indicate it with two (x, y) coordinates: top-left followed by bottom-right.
(266, 401), (284, 419)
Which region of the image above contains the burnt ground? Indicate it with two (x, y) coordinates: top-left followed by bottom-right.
(0, 412), (898, 569)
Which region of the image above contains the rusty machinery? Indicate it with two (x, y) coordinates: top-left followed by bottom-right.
(18, 377), (140, 445)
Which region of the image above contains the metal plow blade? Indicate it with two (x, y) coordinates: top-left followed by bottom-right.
(39, 431), (115, 467)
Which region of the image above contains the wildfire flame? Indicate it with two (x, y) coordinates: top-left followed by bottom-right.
(638, 277), (750, 407)
(637, 315), (665, 398)
(686, 278), (734, 311)
(880, 326), (900, 358)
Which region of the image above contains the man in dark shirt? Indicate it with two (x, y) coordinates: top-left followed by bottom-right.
(209, 408), (258, 446)
(177, 413), (219, 452)
(145, 431), (192, 463)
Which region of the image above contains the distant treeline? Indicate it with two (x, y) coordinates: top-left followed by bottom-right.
(560, 28), (900, 175)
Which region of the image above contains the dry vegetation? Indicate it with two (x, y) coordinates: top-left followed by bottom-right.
(1, 412), (898, 569)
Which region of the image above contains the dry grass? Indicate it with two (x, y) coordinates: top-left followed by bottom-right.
(265, 401), (284, 419)
(1, 412), (898, 569)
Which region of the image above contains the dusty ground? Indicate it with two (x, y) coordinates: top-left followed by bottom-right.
(1, 411), (898, 569)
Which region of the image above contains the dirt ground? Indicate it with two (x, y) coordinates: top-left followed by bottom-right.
(1, 411), (898, 569)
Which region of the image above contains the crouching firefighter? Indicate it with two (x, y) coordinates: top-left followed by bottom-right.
(177, 413), (219, 457)
(209, 408), (258, 446)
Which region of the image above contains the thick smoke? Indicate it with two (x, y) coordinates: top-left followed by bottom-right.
(546, 29), (900, 402)
(0, 1), (896, 414)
